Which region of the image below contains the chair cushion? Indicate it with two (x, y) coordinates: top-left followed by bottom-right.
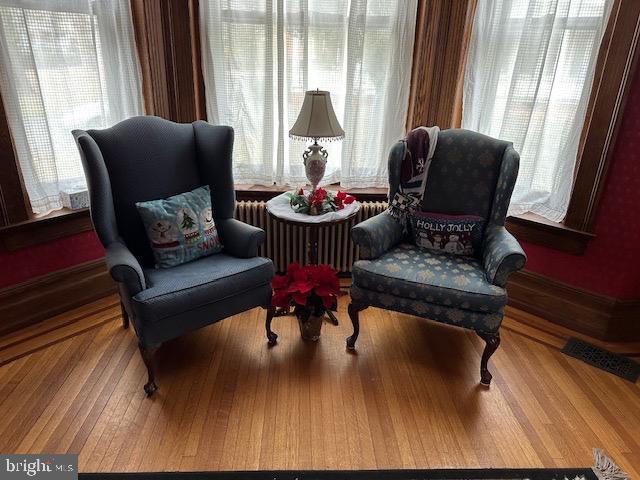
(352, 243), (506, 313)
(133, 254), (274, 322)
(350, 285), (503, 333)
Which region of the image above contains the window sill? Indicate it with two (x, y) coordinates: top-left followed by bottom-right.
(505, 213), (594, 255)
(235, 184), (388, 202)
(0, 188), (593, 255)
(238, 185), (594, 255)
(0, 208), (93, 251)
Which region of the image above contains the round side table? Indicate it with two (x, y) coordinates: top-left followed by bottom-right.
(265, 191), (360, 328)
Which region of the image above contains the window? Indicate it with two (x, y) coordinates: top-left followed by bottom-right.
(462, 0), (612, 222)
(0, 0), (143, 215)
(199, 0), (417, 188)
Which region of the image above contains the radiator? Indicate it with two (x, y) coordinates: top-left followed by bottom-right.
(235, 200), (388, 273)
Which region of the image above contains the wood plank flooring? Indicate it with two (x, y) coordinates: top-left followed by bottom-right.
(0, 294), (638, 476)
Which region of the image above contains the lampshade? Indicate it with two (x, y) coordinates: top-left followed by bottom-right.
(289, 90), (345, 141)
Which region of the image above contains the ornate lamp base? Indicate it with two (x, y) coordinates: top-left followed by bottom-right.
(303, 141), (328, 191)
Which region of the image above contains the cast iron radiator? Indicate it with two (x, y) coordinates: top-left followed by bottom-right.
(234, 200), (388, 273)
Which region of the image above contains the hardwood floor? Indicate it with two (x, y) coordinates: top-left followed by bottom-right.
(0, 294), (639, 475)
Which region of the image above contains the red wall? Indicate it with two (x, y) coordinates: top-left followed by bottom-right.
(522, 65), (640, 300)
(0, 230), (103, 289)
(2, 69), (640, 298)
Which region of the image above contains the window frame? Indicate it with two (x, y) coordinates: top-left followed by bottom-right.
(0, 0), (638, 254)
(0, 0), (205, 250)
(407, 0), (640, 255)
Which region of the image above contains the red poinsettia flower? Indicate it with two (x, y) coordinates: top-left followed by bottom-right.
(310, 188), (328, 207)
(272, 291), (290, 308)
(271, 262), (339, 311)
(344, 195), (355, 204)
(292, 291), (310, 305)
(336, 191), (347, 201)
(272, 273), (290, 290)
(287, 280), (314, 295)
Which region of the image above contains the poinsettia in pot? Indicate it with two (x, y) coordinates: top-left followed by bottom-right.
(272, 263), (340, 341)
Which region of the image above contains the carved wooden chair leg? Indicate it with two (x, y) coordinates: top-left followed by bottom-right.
(138, 341), (159, 396)
(346, 302), (367, 350)
(477, 331), (501, 386)
(265, 306), (278, 345)
(120, 301), (130, 329)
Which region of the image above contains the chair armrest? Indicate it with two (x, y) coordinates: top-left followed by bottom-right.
(483, 226), (527, 287)
(216, 218), (265, 258)
(351, 212), (404, 260)
(105, 241), (146, 295)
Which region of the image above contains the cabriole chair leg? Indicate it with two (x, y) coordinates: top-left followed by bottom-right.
(477, 331), (501, 386)
(265, 306), (278, 345)
(346, 302), (367, 350)
(120, 301), (129, 329)
(138, 341), (159, 396)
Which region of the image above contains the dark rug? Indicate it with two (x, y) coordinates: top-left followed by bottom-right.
(79, 469), (597, 480)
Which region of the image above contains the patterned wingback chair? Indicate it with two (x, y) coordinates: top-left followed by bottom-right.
(348, 129), (526, 386)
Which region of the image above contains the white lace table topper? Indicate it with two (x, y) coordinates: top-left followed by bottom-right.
(265, 191), (360, 224)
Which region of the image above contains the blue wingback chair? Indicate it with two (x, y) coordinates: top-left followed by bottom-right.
(73, 116), (275, 396)
(348, 129), (526, 386)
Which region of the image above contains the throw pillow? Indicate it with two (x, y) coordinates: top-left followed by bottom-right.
(410, 211), (484, 257)
(136, 185), (223, 268)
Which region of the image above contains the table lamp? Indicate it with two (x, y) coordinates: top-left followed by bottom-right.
(289, 89), (344, 191)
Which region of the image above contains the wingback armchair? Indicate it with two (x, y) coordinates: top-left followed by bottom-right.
(74, 116), (275, 396)
(348, 129), (526, 385)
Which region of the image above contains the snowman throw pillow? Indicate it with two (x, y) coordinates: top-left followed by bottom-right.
(409, 211), (484, 257)
(136, 185), (223, 268)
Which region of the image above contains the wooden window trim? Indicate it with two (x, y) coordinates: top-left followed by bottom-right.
(563, 0), (640, 232)
(0, 91), (30, 227)
(131, 0), (206, 122)
(407, 0), (640, 255)
(234, 185), (389, 203)
(0, 209), (93, 251)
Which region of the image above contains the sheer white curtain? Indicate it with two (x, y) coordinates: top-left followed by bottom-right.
(199, 0), (416, 188)
(0, 0), (144, 214)
(463, 0), (612, 222)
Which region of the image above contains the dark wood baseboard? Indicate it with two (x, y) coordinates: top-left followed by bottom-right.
(2, 257), (637, 343)
(507, 270), (640, 342)
(0, 258), (116, 336)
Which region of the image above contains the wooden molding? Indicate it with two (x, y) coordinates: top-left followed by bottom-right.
(564, 0), (640, 232)
(0, 208), (93, 251)
(0, 90), (30, 226)
(235, 185), (388, 203)
(0, 258), (115, 337)
(2, 236), (638, 343)
(407, 0), (476, 130)
(507, 269), (640, 341)
(131, 0), (205, 122)
(506, 213), (595, 256)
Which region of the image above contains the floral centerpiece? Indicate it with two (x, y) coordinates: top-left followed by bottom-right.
(272, 262), (340, 341)
(288, 187), (356, 216)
